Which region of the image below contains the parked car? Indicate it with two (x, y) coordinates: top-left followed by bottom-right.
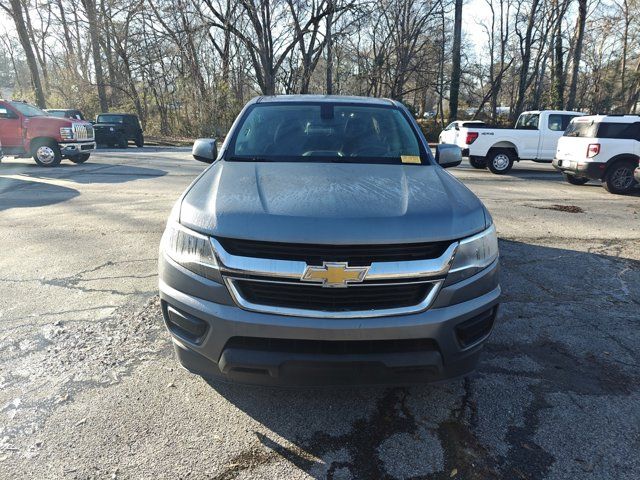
(46, 109), (85, 120)
(462, 110), (585, 173)
(635, 162), (640, 185)
(553, 115), (640, 194)
(439, 120), (487, 150)
(93, 113), (144, 148)
(158, 95), (500, 386)
(0, 100), (95, 167)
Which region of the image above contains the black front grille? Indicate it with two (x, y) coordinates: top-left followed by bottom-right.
(234, 280), (431, 312)
(224, 336), (438, 355)
(217, 237), (451, 266)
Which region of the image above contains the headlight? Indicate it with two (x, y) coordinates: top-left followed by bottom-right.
(60, 127), (74, 140)
(162, 221), (220, 281)
(109, 127), (114, 132)
(445, 224), (498, 285)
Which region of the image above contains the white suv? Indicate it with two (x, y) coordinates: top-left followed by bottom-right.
(553, 115), (640, 194)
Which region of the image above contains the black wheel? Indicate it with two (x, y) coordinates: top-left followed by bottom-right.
(469, 156), (487, 169)
(602, 160), (638, 194)
(32, 140), (62, 167)
(563, 173), (589, 185)
(135, 134), (144, 148)
(487, 149), (515, 174)
(70, 153), (91, 164)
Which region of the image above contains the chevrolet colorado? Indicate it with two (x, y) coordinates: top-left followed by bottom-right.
(159, 95), (501, 386)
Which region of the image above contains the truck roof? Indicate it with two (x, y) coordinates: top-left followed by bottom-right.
(521, 110), (586, 116)
(253, 95), (397, 107)
(572, 114), (640, 124)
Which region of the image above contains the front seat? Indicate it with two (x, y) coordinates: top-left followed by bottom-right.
(342, 116), (385, 156)
(267, 120), (305, 156)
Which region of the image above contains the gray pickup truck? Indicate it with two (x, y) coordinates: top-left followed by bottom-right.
(159, 95), (500, 386)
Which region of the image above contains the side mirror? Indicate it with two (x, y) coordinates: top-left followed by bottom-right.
(192, 138), (217, 164)
(435, 144), (462, 168)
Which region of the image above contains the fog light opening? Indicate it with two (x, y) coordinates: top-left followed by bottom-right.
(455, 307), (498, 348)
(162, 302), (208, 344)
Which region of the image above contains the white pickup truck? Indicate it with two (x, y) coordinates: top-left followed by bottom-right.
(456, 110), (585, 174)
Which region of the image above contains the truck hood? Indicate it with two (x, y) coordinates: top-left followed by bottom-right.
(23, 116), (89, 128)
(179, 161), (488, 244)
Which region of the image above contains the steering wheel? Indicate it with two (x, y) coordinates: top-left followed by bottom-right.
(349, 145), (389, 157)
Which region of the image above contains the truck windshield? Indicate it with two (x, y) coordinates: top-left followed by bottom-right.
(228, 103), (426, 165)
(515, 113), (539, 130)
(9, 102), (47, 117)
(97, 115), (124, 123)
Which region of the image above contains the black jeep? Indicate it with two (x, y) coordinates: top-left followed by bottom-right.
(93, 113), (144, 148)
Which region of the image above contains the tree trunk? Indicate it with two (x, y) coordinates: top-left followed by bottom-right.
(566, 0), (586, 110)
(448, 0), (463, 122)
(83, 0), (108, 112)
(8, 0), (46, 107)
(512, 0), (540, 121)
(326, 5), (334, 94)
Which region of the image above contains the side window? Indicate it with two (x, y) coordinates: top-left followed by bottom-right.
(515, 113), (539, 130)
(548, 114), (575, 132)
(548, 114), (563, 131)
(0, 107), (17, 119)
(597, 122), (640, 140)
(444, 123), (454, 131)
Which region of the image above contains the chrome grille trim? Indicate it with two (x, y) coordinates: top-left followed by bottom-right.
(72, 123), (95, 141)
(212, 238), (458, 281)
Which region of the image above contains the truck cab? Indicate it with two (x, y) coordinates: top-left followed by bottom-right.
(0, 100), (95, 167)
(462, 110), (585, 174)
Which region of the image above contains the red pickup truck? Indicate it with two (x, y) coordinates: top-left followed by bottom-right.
(0, 100), (95, 167)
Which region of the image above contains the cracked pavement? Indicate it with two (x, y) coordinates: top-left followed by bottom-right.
(1, 150), (639, 479)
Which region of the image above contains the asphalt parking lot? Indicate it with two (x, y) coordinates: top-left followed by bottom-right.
(1, 149), (639, 479)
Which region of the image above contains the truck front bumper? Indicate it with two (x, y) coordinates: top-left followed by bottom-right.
(60, 141), (95, 157)
(159, 252), (501, 386)
(552, 158), (606, 180)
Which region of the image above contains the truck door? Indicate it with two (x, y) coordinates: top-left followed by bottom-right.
(514, 113), (541, 159)
(539, 114), (578, 160)
(0, 102), (23, 150)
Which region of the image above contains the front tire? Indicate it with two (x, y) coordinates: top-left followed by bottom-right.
(564, 174), (589, 185)
(469, 156), (487, 169)
(487, 149), (514, 174)
(135, 134), (144, 148)
(32, 140), (62, 167)
(602, 160), (638, 194)
(69, 153), (90, 164)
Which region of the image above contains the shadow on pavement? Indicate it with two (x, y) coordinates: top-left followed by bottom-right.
(0, 177), (80, 211)
(19, 163), (167, 184)
(198, 239), (640, 479)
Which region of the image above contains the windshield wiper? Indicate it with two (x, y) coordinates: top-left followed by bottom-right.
(227, 156), (274, 162)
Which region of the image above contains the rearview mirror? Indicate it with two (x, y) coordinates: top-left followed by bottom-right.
(192, 138), (217, 164)
(435, 144), (462, 168)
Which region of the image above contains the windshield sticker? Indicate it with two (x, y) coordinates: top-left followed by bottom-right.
(401, 155), (421, 164)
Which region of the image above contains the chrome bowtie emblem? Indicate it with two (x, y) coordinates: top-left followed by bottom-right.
(301, 262), (369, 288)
